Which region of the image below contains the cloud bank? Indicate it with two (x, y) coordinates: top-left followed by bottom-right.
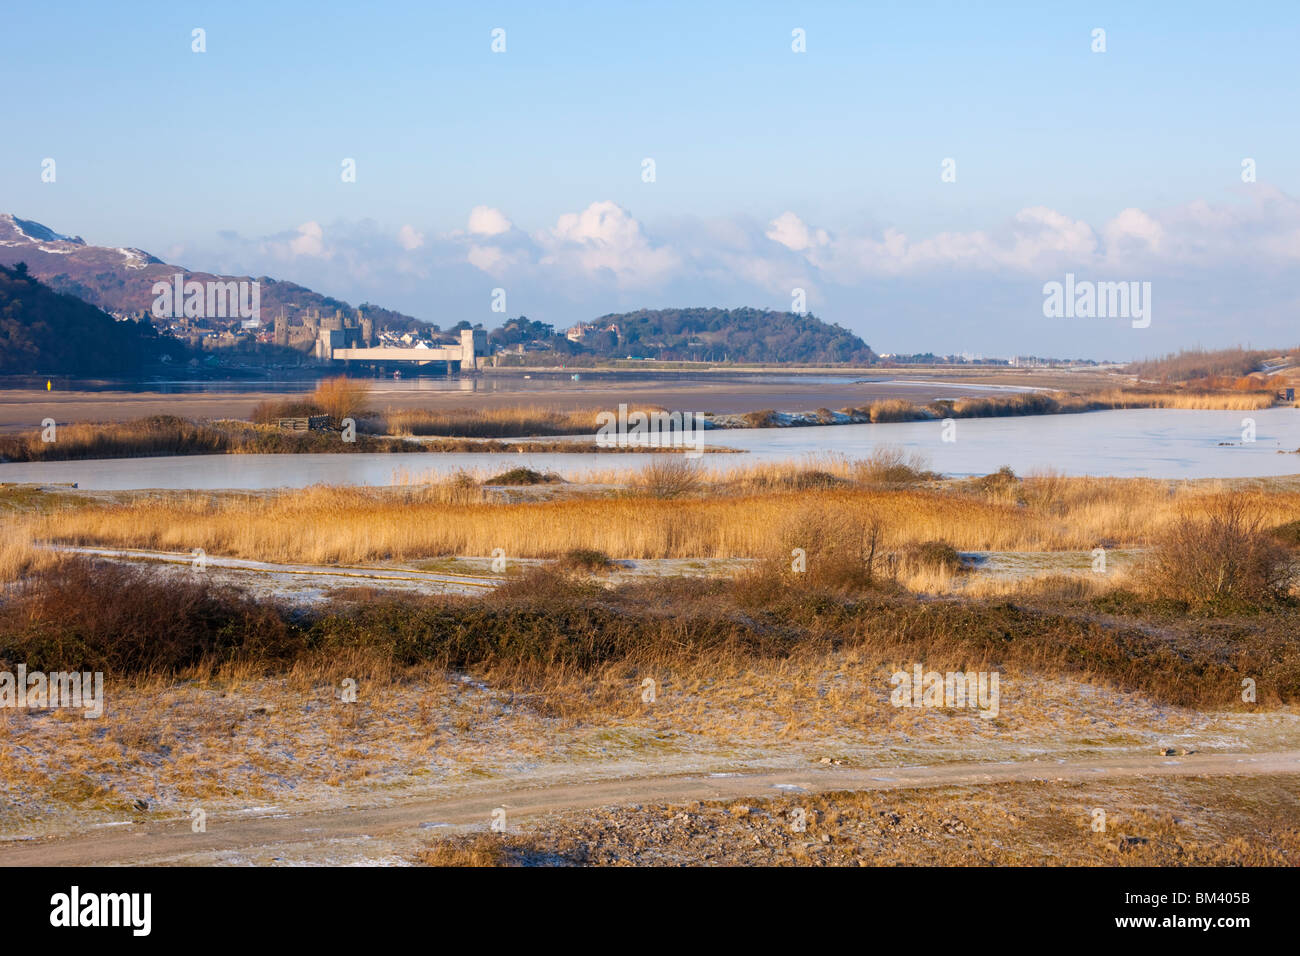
(190, 187), (1300, 359)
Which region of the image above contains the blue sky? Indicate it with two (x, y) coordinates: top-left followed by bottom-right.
(4, 1), (1299, 358)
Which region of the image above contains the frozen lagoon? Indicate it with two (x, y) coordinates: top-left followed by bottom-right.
(1, 407), (1296, 490)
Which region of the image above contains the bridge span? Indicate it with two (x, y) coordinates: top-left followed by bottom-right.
(316, 328), (487, 371)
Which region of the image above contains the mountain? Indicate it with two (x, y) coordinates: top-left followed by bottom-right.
(0, 214), (425, 328)
(0, 262), (171, 376)
(584, 307), (875, 364)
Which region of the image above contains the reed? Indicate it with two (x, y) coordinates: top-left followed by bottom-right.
(25, 470), (1300, 566)
(311, 376), (374, 423)
(0, 416), (232, 461)
(0, 525), (52, 582)
(383, 404), (668, 438)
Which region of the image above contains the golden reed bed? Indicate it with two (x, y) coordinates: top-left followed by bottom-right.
(10, 464), (1299, 570)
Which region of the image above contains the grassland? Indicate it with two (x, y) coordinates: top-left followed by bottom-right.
(3, 455), (1298, 864)
(417, 774), (1300, 866)
(0, 414), (739, 462)
(3, 540), (1296, 850)
(13, 458), (1300, 566)
(1127, 345), (1299, 387)
(4, 471), (1299, 712)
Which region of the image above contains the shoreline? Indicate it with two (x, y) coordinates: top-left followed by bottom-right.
(0, 386), (1287, 465)
(0, 374), (1069, 432)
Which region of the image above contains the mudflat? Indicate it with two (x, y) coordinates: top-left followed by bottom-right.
(0, 376), (1031, 431)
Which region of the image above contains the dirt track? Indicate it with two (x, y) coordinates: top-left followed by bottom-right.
(5, 749), (1297, 866)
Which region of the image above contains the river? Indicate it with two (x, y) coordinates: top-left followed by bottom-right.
(0, 407), (1295, 490)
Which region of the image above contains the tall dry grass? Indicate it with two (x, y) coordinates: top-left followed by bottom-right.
(249, 377), (375, 426)
(0, 415), (437, 462)
(386, 405), (598, 438)
(0, 523), (53, 582)
(867, 398), (924, 422)
(840, 388), (1277, 425)
(312, 376), (374, 423)
(0, 416), (231, 462)
(27, 472), (1300, 566)
(1085, 389), (1276, 411)
(383, 404), (669, 438)
(1126, 347), (1291, 384)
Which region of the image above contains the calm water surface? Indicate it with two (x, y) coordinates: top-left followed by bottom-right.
(1, 408), (1295, 490)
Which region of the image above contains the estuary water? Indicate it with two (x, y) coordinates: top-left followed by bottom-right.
(0, 407), (1296, 490)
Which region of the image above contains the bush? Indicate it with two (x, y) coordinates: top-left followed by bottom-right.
(442, 471), (483, 504)
(741, 502), (888, 598)
(1021, 469), (1072, 515)
(899, 540), (964, 576)
(250, 398), (323, 424)
(1143, 499), (1293, 608)
(0, 560), (295, 673)
(635, 457), (703, 499)
(854, 446), (936, 484)
(483, 467), (562, 486)
(311, 376), (373, 423)
(775, 469), (844, 490)
(1269, 519), (1300, 548)
(417, 834), (514, 867)
(967, 466), (1020, 502)
(555, 548), (614, 573)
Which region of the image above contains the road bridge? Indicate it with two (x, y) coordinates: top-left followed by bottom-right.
(317, 328), (487, 371)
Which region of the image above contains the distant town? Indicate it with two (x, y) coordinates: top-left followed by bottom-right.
(103, 304), (1103, 372)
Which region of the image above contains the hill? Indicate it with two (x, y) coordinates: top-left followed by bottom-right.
(580, 307), (875, 364)
(1127, 347), (1299, 387)
(0, 262), (175, 376)
(0, 214), (426, 330)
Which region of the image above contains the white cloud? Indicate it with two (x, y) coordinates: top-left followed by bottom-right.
(1103, 207), (1164, 254)
(540, 200), (680, 285)
(765, 211), (829, 252)
(550, 200), (642, 245)
(185, 190), (1300, 358)
(804, 207), (1099, 278)
(256, 193), (1300, 298)
(467, 205), (512, 236)
(288, 221), (326, 258)
(398, 224), (425, 251)
(466, 244), (505, 273)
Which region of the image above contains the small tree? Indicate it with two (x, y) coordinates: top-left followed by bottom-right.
(635, 456), (702, 499)
(311, 376), (372, 424)
(1144, 498), (1292, 607)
